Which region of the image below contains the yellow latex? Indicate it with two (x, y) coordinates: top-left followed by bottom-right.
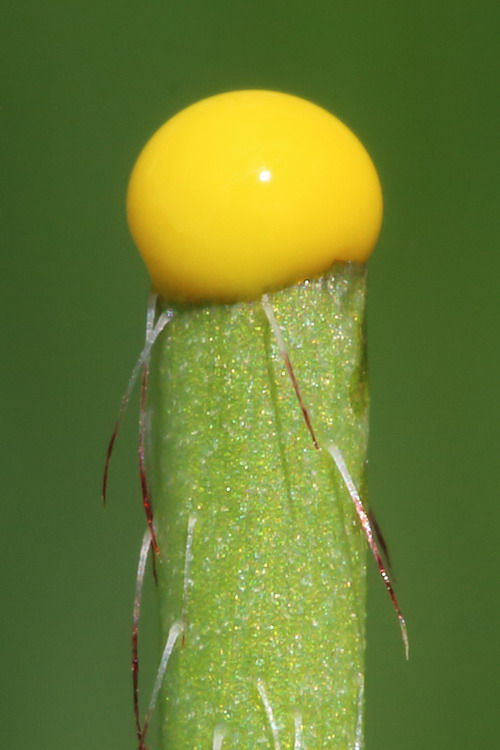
(127, 90), (382, 303)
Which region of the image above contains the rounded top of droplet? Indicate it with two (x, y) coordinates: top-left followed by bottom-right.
(127, 89), (383, 303)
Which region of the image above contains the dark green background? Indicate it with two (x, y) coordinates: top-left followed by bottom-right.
(2, 2), (499, 748)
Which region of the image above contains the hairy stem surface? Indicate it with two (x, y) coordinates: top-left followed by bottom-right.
(148, 262), (368, 748)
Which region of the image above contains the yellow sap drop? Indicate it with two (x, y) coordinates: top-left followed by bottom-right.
(127, 90), (383, 303)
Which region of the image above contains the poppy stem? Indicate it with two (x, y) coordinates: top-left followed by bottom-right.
(145, 264), (374, 748)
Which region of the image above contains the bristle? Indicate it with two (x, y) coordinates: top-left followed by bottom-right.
(140, 621), (183, 747)
(213, 724), (227, 750)
(101, 307), (174, 504)
(132, 530), (152, 744)
(326, 444), (408, 658)
(354, 672), (364, 750)
(181, 514), (197, 645)
(138, 362), (159, 554)
(256, 679), (281, 750)
(369, 509), (393, 576)
(261, 296), (319, 449)
(294, 712), (302, 750)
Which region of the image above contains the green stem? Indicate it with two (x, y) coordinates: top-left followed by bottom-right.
(148, 262), (368, 748)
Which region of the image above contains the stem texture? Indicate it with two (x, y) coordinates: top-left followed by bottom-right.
(148, 262), (368, 748)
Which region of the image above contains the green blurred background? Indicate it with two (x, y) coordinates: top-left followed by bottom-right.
(2, 1), (499, 747)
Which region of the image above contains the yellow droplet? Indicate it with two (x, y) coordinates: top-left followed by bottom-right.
(127, 90), (383, 303)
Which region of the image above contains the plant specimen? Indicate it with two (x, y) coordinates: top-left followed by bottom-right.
(106, 89), (405, 749)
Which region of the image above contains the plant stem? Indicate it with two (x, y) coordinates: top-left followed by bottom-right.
(148, 262), (368, 748)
